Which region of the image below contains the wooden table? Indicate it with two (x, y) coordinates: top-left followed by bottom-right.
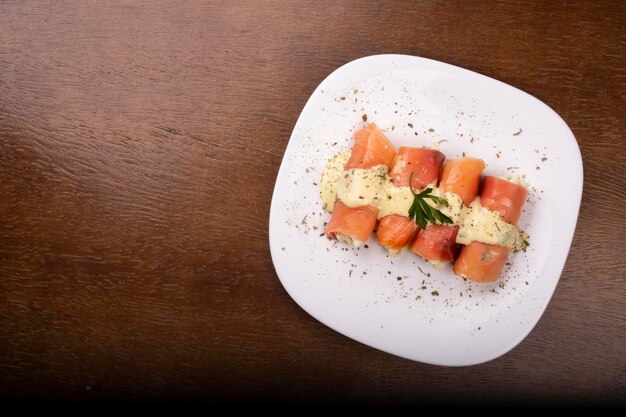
(1, 1), (624, 405)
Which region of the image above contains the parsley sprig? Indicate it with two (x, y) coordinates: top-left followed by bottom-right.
(408, 172), (454, 229)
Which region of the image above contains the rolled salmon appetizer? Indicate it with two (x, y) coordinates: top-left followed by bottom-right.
(344, 123), (397, 170)
(377, 214), (419, 252)
(480, 176), (528, 224)
(453, 242), (511, 282)
(439, 158), (486, 206)
(388, 147), (446, 189)
(325, 124), (396, 246)
(377, 147), (445, 252)
(453, 177), (527, 282)
(409, 224), (459, 263)
(410, 158), (485, 267)
(325, 201), (379, 245)
(321, 119), (531, 283)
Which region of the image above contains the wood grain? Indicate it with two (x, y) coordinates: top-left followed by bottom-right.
(1, 0), (624, 405)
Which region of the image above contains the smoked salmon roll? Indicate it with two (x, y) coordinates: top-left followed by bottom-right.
(325, 201), (379, 246)
(439, 158), (485, 206)
(377, 214), (419, 252)
(344, 123), (397, 170)
(409, 224), (459, 263)
(453, 242), (511, 282)
(453, 177), (527, 282)
(325, 124), (397, 246)
(410, 158), (485, 267)
(480, 176), (528, 225)
(377, 147), (444, 252)
(389, 147), (445, 189)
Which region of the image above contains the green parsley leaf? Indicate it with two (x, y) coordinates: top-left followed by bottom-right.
(407, 172), (454, 229)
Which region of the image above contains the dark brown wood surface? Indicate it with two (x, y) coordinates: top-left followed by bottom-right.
(1, 0), (624, 405)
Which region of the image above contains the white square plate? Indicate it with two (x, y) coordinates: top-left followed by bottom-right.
(269, 55), (582, 366)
